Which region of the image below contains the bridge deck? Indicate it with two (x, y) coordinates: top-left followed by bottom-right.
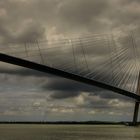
(0, 53), (140, 101)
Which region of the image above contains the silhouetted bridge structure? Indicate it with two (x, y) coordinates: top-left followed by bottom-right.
(0, 32), (140, 125)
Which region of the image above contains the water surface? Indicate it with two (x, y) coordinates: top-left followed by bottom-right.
(0, 124), (140, 140)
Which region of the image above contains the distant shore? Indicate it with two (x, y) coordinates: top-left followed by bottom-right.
(0, 121), (139, 126)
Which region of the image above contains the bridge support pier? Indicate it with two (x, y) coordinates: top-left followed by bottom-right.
(132, 101), (139, 126)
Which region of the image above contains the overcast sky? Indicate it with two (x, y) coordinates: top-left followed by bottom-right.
(0, 0), (140, 122)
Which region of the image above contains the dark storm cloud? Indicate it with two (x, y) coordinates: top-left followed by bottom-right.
(0, 66), (122, 100)
(42, 78), (94, 99)
(43, 78), (93, 92)
(0, 65), (121, 101)
(0, 68), (48, 77)
(40, 73), (119, 100)
(42, 77), (132, 101)
(0, 63), (134, 101)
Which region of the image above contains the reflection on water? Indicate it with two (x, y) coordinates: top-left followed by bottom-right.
(0, 124), (140, 140)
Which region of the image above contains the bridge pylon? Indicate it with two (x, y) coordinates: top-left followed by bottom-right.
(133, 101), (139, 126)
(132, 72), (140, 126)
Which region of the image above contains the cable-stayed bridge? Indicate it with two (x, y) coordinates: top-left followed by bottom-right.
(0, 32), (140, 125)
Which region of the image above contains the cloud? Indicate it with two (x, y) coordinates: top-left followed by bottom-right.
(15, 23), (46, 43)
(0, 0), (140, 43)
(0, 65), (134, 101)
(0, 67), (48, 77)
(74, 92), (133, 110)
(0, 0), (139, 121)
(0, 0), (139, 44)
(57, 0), (110, 31)
(0, 0), (59, 43)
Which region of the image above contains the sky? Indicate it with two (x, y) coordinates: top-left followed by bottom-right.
(0, 0), (140, 122)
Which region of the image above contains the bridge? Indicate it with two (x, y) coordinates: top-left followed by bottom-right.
(0, 32), (140, 125)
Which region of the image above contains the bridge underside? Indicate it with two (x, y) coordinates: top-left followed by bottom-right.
(0, 53), (140, 125)
(0, 53), (140, 101)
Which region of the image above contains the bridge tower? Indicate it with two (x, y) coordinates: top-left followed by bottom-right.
(133, 72), (140, 126)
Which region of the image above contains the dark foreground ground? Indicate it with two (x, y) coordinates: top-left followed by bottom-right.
(0, 124), (140, 140)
